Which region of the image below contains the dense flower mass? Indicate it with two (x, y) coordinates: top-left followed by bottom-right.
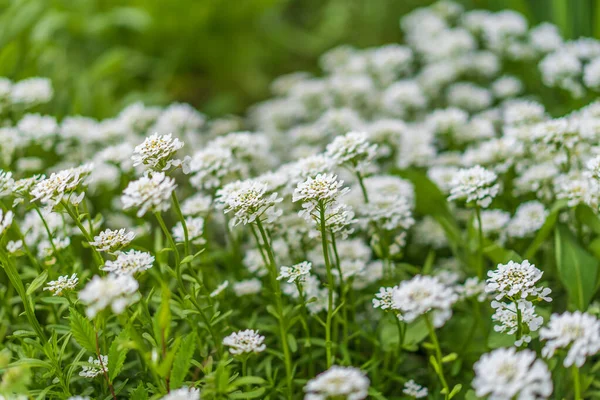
(7, 1), (600, 398)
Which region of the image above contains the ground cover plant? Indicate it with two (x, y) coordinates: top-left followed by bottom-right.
(4, 1), (600, 399)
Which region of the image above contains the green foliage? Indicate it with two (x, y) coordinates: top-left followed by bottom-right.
(69, 308), (96, 353)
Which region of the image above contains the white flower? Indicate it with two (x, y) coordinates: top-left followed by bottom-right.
(403, 380), (428, 398)
(473, 348), (553, 400)
(475, 209), (510, 236)
(210, 280), (229, 297)
(372, 286), (398, 311)
(0, 209), (13, 235)
(44, 274), (78, 296)
(79, 355), (108, 378)
(540, 311), (600, 367)
(181, 193), (212, 216)
(185, 146), (239, 189)
(289, 154), (335, 184)
(486, 260), (552, 302)
(506, 201), (548, 238)
(215, 180), (282, 226)
(102, 250), (154, 275)
(222, 329), (266, 355)
(159, 387), (201, 400)
(233, 279), (263, 296)
(324, 131), (377, 173)
(173, 217), (205, 245)
(457, 277), (487, 302)
(10, 77), (53, 105)
(392, 275), (458, 327)
(448, 165), (500, 208)
(121, 172), (177, 217)
(132, 133), (184, 170)
(90, 228), (136, 252)
(78, 274), (139, 318)
(304, 365), (369, 400)
(0, 170), (14, 197)
(7, 239), (22, 253)
(491, 300), (543, 346)
(293, 173), (350, 209)
(278, 261), (312, 283)
(30, 164), (93, 206)
(554, 173), (600, 208)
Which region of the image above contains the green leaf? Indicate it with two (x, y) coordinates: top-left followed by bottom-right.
(108, 330), (129, 381)
(483, 241), (522, 265)
(524, 200), (568, 259)
(576, 204), (600, 234)
(26, 270), (48, 295)
(170, 331), (197, 389)
(449, 384), (463, 399)
(129, 382), (148, 400)
(555, 225), (599, 310)
(69, 308), (96, 353)
(229, 388), (266, 399)
(232, 376), (266, 387)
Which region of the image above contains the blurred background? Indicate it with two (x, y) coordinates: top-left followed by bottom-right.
(0, 0), (596, 118)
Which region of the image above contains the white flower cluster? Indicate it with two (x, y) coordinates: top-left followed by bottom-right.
(90, 228), (136, 253)
(131, 133), (184, 171)
(79, 355), (108, 379)
(448, 165), (500, 208)
(222, 329), (266, 355)
(101, 249), (154, 276)
(304, 365), (369, 400)
(473, 347), (552, 400)
(78, 274), (139, 318)
(392, 275), (458, 327)
(278, 261), (312, 283)
(121, 172), (177, 217)
(43, 274), (78, 296)
(215, 179), (282, 226)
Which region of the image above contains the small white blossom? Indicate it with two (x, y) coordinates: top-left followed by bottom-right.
(79, 274), (139, 318)
(44, 274), (78, 296)
(304, 365), (369, 400)
(210, 280), (229, 297)
(448, 166), (500, 208)
(233, 279), (263, 296)
(540, 311), (600, 367)
(278, 261), (312, 283)
(173, 217), (205, 245)
(30, 164), (93, 206)
(79, 355), (108, 378)
(491, 300), (543, 346)
(486, 260), (552, 302)
(121, 172), (177, 217)
(392, 275), (458, 327)
(0, 209), (13, 235)
(159, 387), (201, 400)
(403, 380), (428, 398)
(90, 228), (136, 253)
(132, 133), (184, 171)
(473, 348), (552, 400)
(215, 180), (282, 226)
(222, 329), (266, 355)
(373, 286), (398, 311)
(325, 131), (377, 173)
(102, 250), (154, 275)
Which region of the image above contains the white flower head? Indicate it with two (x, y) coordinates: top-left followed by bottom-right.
(90, 228), (136, 253)
(491, 300), (543, 346)
(233, 279), (263, 296)
(210, 280), (229, 297)
(159, 387), (201, 400)
(373, 286), (398, 311)
(0, 170), (14, 197)
(486, 260), (552, 301)
(0, 209), (13, 235)
(44, 274), (78, 296)
(30, 164), (93, 206)
(215, 179), (282, 226)
(132, 133), (184, 171)
(278, 261), (312, 283)
(79, 355), (108, 378)
(222, 329), (266, 355)
(173, 216), (205, 245)
(473, 348), (553, 400)
(403, 380), (428, 398)
(325, 131), (378, 173)
(102, 250), (154, 276)
(292, 174), (350, 217)
(448, 165), (500, 208)
(78, 274), (139, 318)
(304, 365), (369, 400)
(392, 275), (458, 327)
(540, 311), (600, 367)
(121, 172), (177, 217)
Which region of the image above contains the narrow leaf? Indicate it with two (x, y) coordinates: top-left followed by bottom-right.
(69, 308), (96, 353)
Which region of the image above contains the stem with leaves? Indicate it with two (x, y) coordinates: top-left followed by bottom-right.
(425, 315), (450, 400)
(318, 203), (335, 368)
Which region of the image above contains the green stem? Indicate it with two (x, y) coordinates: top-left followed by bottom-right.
(425, 315), (450, 400)
(474, 206), (484, 280)
(171, 192), (190, 257)
(356, 171), (370, 203)
(61, 202), (104, 267)
(573, 365), (582, 400)
(319, 204), (335, 368)
(254, 219), (293, 399)
(516, 304), (523, 342)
